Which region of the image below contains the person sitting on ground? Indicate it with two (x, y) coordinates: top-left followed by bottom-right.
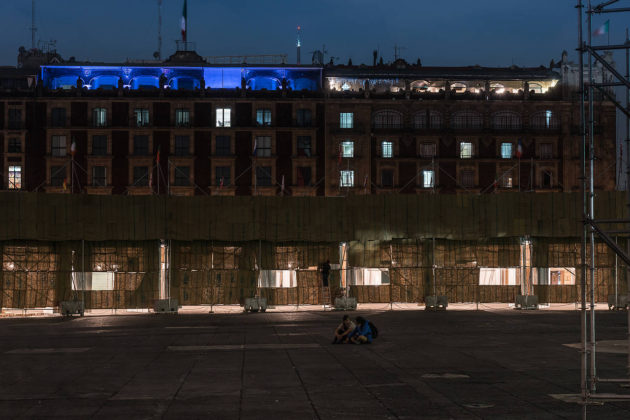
(349, 316), (373, 344)
(332, 314), (355, 344)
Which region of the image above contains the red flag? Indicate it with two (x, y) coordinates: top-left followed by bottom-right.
(219, 176), (224, 189)
(156, 145), (161, 165)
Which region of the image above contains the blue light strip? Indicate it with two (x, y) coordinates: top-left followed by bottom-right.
(41, 66), (322, 91)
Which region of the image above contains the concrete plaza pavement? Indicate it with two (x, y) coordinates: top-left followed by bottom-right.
(1, 307), (630, 419)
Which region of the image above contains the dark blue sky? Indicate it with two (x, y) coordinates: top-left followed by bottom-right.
(0, 0), (627, 67)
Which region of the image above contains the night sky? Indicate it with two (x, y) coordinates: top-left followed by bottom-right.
(0, 0), (626, 68)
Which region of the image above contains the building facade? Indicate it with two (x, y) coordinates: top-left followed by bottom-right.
(0, 54), (618, 197)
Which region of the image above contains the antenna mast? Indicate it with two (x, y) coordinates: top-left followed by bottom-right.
(157, 0), (162, 59)
(31, 0), (37, 49)
(296, 25), (302, 65)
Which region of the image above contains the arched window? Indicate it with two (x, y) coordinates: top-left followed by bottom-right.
(451, 82), (467, 93)
(450, 110), (483, 129)
(492, 111), (522, 130)
(410, 80), (429, 91)
(373, 110), (403, 129)
(531, 110), (559, 129)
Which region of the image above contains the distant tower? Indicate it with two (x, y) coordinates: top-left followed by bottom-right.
(30, 0), (37, 49)
(296, 26), (302, 65)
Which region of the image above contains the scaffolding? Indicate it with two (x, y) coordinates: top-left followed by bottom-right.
(576, 0), (630, 412)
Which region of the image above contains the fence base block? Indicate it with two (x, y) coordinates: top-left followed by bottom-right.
(515, 295), (538, 310)
(154, 299), (179, 314)
(60, 301), (84, 317)
(425, 295), (448, 311)
(334, 297), (357, 311)
(244, 297), (267, 313)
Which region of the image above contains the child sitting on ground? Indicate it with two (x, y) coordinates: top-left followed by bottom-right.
(348, 316), (373, 344)
(332, 315), (355, 344)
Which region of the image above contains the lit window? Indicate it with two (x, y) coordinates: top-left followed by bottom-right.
(340, 112), (354, 129)
(92, 166), (106, 186)
(8, 138), (21, 153)
(422, 170), (434, 188)
(215, 136), (230, 156)
(500, 143), (513, 159)
(8, 166), (21, 189)
(215, 166), (231, 186)
(341, 141), (354, 158)
(174, 166), (190, 186)
(134, 109), (150, 127)
(175, 135), (190, 156)
(255, 136), (272, 157)
(420, 143), (436, 158)
(256, 166), (272, 186)
(216, 108), (231, 127)
(340, 170), (354, 187)
(502, 174), (513, 188)
(175, 109), (190, 127)
(256, 109), (272, 126)
(93, 108), (107, 127)
(92, 135), (107, 156)
(460, 142), (473, 159)
(381, 141), (393, 158)
(51, 135), (66, 157)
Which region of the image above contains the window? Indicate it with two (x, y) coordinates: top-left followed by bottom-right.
(134, 108), (150, 127)
(296, 109), (312, 127)
(50, 166), (65, 186)
(92, 135), (107, 156)
(381, 169), (394, 187)
(133, 166), (149, 186)
(174, 166), (190, 186)
(175, 135), (190, 156)
(215, 136), (230, 156)
(373, 110), (402, 129)
(51, 135), (66, 157)
(297, 136), (312, 157)
(542, 171), (553, 188)
(92, 108), (107, 127)
(340, 112), (354, 129)
(381, 141), (393, 158)
(256, 109), (272, 126)
(493, 111), (521, 130)
(256, 166), (272, 186)
(216, 108), (231, 127)
(420, 143), (436, 158)
(215, 166), (231, 186)
(451, 110), (482, 129)
(422, 170), (434, 188)
(259, 270), (296, 288)
(429, 111), (443, 129)
(8, 109), (22, 129)
(8, 166), (21, 189)
(540, 143), (553, 159)
(133, 135), (149, 156)
(461, 169), (474, 187)
(531, 110), (559, 129)
(341, 141), (354, 158)
(92, 166), (106, 186)
(502, 173), (513, 188)
(51, 108), (66, 127)
(340, 170), (354, 187)
(8, 138), (21, 153)
(500, 143), (513, 159)
(175, 109), (190, 127)
(459, 142), (473, 159)
(297, 166), (312, 186)
(413, 112), (427, 129)
(348, 268), (390, 285)
(255, 136), (272, 157)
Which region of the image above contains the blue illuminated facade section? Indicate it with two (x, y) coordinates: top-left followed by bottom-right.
(41, 66), (322, 91)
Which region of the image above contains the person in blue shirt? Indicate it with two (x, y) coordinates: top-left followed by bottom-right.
(349, 316), (372, 344)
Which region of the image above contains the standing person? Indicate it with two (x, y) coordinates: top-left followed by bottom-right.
(332, 314), (355, 344)
(349, 316), (373, 344)
(321, 259), (331, 287)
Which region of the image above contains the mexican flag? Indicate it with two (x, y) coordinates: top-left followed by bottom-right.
(181, 0), (187, 42)
(593, 20), (609, 36)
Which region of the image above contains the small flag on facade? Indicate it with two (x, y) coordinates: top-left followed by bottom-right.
(515, 139), (523, 159)
(593, 20), (609, 36)
(156, 145), (161, 165)
(219, 176), (224, 189)
(181, 0), (188, 42)
(70, 139), (76, 157)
